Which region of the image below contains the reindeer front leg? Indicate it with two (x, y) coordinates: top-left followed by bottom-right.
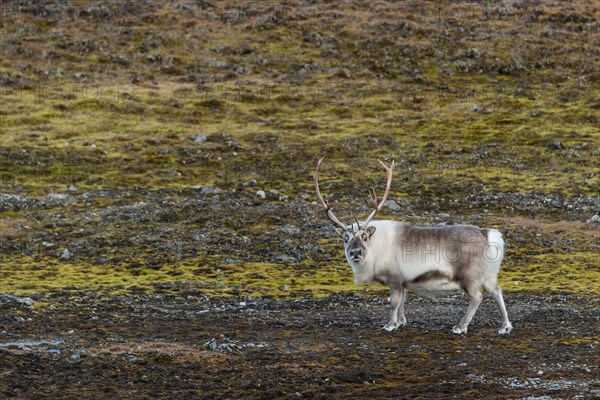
(383, 286), (406, 331)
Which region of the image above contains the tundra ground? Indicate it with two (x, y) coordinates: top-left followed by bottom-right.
(1, 0), (599, 398)
(1, 291), (599, 399)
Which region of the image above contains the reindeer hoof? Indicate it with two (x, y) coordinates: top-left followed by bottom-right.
(498, 323), (513, 335)
(382, 321), (406, 331)
(382, 322), (399, 331)
(451, 325), (467, 335)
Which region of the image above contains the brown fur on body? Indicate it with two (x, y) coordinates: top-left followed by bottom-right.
(341, 220), (512, 335)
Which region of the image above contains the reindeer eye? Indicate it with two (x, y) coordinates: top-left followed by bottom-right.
(362, 233), (368, 241)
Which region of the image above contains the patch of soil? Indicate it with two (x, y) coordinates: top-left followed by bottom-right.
(1, 292), (598, 399)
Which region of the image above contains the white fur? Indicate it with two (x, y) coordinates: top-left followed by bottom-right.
(341, 220), (512, 335)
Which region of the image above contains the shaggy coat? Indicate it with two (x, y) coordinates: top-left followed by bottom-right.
(341, 220), (512, 335)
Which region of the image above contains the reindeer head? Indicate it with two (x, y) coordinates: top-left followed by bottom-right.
(340, 223), (377, 263)
(314, 157), (395, 264)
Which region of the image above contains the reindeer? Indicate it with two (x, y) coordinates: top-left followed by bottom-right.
(314, 157), (512, 335)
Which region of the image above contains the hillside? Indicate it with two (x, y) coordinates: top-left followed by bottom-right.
(0, 1), (599, 398)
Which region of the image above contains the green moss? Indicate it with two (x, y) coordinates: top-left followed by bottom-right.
(3, 240), (597, 297)
(556, 336), (600, 346)
(500, 252), (600, 294)
(0, 253), (378, 298)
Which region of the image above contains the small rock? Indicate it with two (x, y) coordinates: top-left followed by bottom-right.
(42, 241), (55, 247)
(17, 297), (34, 306)
(273, 255), (296, 263)
(60, 249), (73, 260)
(548, 141), (563, 150)
(225, 258), (240, 264)
(147, 54), (162, 63)
(201, 186), (221, 195)
(463, 48), (481, 58)
(67, 185), (77, 192)
(269, 189), (288, 201)
(193, 134), (207, 143)
(280, 224), (300, 236)
(205, 338), (218, 351)
(530, 110), (542, 117)
(96, 257), (108, 264)
(70, 348), (86, 359)
(385, 200), (400, 211)
(256, 190), (266, 199)
(470, 104), (482, 112)
(587, 214), (600, 224)
(47, 193), (69, 201)
(48, 349), (61, 355)
(311, 245), (324, 253)
(244, 179), (258, 186)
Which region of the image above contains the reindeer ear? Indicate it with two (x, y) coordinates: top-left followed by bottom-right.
(366, 226), (376, 238)
(335, 228), (345, 238)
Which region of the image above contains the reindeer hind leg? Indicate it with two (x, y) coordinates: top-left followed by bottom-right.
(483, 279), (512, 335)
(452, 285), (483, 335)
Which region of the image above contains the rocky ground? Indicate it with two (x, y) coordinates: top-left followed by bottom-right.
(1, 0), (599, 398)
(1, 291), (599, 399)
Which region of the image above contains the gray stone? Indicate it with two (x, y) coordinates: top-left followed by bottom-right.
(201, 186), (221, 195)
(587, 214), (600, 224)
(385, 200), (400, 211)
(280, 224), (300, 236)
(193, 134), (207, 143)
(0, 294), (35, 306)
(548, 141), (564, 150)
(273, 254), (296, 263)
(256, 190), (266, 199)
(48, 193), (69, 201)
(60, 249), (73, 260)
(269, 189), (288, 201)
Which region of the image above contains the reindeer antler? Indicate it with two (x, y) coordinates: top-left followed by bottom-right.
(362, 159), (395, 228)
(313, 157), (348, 230)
